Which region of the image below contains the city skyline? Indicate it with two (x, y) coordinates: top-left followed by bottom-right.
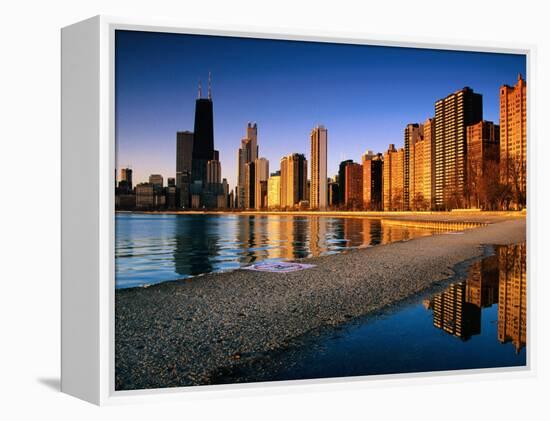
(115, 30), (526, 189)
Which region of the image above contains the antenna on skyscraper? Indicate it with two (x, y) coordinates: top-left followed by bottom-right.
(208, 71), (212, 100)
(198, 79), (202, 98)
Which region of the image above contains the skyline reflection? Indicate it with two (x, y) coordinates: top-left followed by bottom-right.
(425, 243), (526, 353)
(115, 214), (445, 288)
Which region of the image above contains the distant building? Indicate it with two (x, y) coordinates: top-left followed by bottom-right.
(280, 153), (307, 209)
(500, 74), (527, 208)
(119, 168), (133, 193)
(404, 123), (424, 210)
(344, 162), (363, 208)
(166, 186), (177, 209)
(176, 130), (194, 208)
(237, 122), (258, 208)
(434, 87), (483, 209)
(244, 161), (255, 209)
(422, 118), (436, 209)
(254, 158), (269, 210)
(466, 120), (500, 209)
(135, 183), (155, 209)
(408, 120), (435, 211)
(167, 177), (176, 187)
(149, 174), (164, 189)
(383, 144), (405, 211)
(206, 159), (221, 184)
(328, 177), (339, 208)
(115, 193), (136, 210)
(310, 125), (328, 210)
(337, 160), (353, 205)
(267, 171), (281, 209)
(362, 151), (383, 210)
(191, 77), (215, 188)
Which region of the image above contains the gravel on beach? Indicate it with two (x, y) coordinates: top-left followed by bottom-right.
(115, 217), (526, 390)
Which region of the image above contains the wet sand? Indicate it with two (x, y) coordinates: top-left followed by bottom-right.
(115, 215), (526, 390)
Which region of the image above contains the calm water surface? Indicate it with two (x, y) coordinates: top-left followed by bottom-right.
(115, 213), (445, 288)
(219, 243), (526, 383)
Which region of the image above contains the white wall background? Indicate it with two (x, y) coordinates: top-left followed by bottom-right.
(1, 0), (548, 419)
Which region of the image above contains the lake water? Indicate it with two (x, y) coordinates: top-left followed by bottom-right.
(214, 243), (527, 383)
(115, 213), (448, 289)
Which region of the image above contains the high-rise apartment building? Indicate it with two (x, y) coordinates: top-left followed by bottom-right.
(409, 120), (435, 211)
(344, 162), (363, 208)
(404, 123), (424, 210)
(176, 131), (193, 208)
(434, 87), (483, 209)
(254, 158), (269, 210)
(383, 144), (405, 211)
(280, 153), (307, 209)
(337, 160), (353, 206)
(362, 151), (383, 210)
(422, 118), (435, 209)
(466, 120), (500, 208)
(500, 74), (527, 208)
(310, 125), (328, 210)
(267, 171), (281, 209)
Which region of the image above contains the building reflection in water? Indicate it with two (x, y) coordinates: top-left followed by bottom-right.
(425, 243), (526, 352)
(171, 215), (453, 279)
(173, 215), (217, 276)
(497, 243), (527, 353)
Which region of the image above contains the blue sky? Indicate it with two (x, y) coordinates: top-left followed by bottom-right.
(115, 30), (526, 189)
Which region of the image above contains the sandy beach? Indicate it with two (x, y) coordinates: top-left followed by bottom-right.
(115, 214), (526, 390)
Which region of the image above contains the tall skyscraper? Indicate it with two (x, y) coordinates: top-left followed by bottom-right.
(404, 123), (424, 210)
(244, 161), (255, 209)
(310, 125), (328, 210)
(466, 120), (500, 208)
(176, 131), (193, 208)
(254, 158), (269, 210)
(383, 144), (405, 211)
(237, 122), (259, 208)
(280, 153), (307, 209)
(191, 75), (215, 186)
(119, 167), (133, 193)
(422, 118), (435, 210)
(500, 74), (527, 208)
(337, 160), (353, 205)
(267, 171), (281, 209)
(362, 151), (383, 210)
(344, 162), (363, 208)
(434, 87), (483, 209)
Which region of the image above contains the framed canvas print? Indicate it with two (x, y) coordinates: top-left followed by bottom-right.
(61, 16), (532, 405)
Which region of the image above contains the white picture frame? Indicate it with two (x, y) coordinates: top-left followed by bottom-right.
(61, 15), (535, 405)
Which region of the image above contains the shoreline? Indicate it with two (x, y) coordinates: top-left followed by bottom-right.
(116, 209), (525, 224)
(115, 216), (526, 390)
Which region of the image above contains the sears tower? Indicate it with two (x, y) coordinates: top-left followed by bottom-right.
(191, 72), (216, 185)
